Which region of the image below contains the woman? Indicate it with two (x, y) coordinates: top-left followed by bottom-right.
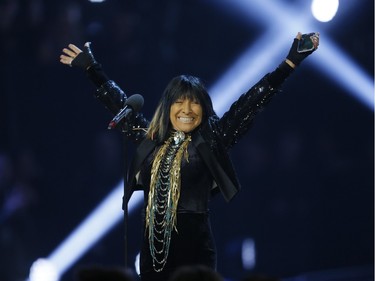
(60, 32), (319, 281)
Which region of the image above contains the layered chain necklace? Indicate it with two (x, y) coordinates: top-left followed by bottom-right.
(145, 130), (191, 272)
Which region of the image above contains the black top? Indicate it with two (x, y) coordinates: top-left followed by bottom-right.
(138, 141), (214, 213)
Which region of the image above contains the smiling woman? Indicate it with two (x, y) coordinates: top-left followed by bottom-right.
(146, 74), (214, 142)
(59, 32), (318, 281)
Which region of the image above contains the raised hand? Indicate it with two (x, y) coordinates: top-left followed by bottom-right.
(286, 32), (319, 68)
(60, 42), (98, 70)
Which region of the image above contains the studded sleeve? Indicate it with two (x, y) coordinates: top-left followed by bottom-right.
(218, 61), (294, 148)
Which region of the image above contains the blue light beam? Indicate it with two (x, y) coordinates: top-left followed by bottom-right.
(32, 183), (143, 279)
(311, 39), (374, 108)
(209, 0), (374, 110)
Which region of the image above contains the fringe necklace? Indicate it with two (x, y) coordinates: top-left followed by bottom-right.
(145, 130), (191, 272)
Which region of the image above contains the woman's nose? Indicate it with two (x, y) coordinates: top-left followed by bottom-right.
(182, 101), (192, 113)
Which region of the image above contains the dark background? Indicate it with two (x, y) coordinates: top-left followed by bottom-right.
(0, 0), (373, 281)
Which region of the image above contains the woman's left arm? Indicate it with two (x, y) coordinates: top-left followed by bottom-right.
(219, 32), (319, 148)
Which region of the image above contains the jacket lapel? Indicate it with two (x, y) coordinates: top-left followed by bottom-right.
(128, 138), (156, 185)
(192, 132), (239, 202)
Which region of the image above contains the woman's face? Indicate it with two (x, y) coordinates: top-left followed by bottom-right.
(170, 97), (203, 133)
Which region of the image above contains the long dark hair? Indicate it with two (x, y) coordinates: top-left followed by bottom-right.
(147, 75), (215, 142)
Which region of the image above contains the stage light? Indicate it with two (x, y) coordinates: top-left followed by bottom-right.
(88, 0), (106, 3)
(311, 0), (339, 22)
(28, 183), (143, 280)
(28, 259), (58, 281)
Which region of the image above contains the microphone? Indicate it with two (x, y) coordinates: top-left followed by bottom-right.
(108, 94), (144, 130)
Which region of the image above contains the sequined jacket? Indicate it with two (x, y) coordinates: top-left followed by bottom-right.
(94, 74), (278, 203)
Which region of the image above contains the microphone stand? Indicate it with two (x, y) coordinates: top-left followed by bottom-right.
(108, 94), (143, 270)
(109, 118), (130, 269)
(122, 133), (129, 269)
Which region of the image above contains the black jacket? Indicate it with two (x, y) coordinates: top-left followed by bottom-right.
(94, 74), (279, 204)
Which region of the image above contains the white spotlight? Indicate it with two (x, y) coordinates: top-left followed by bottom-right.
(29, 258), (59, 281)
(311, 0), (339, 22)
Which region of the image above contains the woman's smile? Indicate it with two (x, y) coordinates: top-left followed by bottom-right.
(170, 98), (202, 132)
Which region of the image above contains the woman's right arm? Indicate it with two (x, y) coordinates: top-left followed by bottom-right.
(60, 42), (126, 114)
(60, 42), (149, 143)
